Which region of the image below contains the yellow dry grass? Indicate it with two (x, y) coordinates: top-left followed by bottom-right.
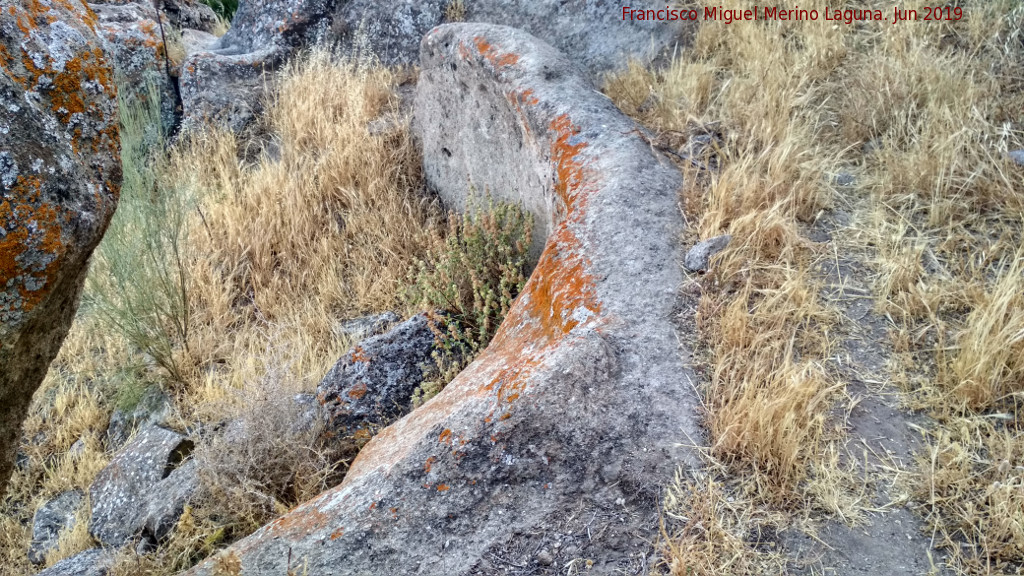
(0, 49), (440, 574)
(608, 0), (1024, 573)
(607, 0), (846, 506)
(164, 50), (438, 425)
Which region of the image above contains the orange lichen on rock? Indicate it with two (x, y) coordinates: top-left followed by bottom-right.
(347, 382), (369, 400)
(473, 36), (520, 69)
(350, 346), (371, 363)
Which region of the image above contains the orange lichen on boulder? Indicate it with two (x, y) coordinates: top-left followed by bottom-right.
(1, 0), (121, 496)
(473, 36), (520, 69)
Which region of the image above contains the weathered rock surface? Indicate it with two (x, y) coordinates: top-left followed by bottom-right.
(180, 28), (218, 58)
(89, 0), (219, 33)
(90, 1), (178, 131)
(186, 23), (699, 575)
(177, 0), (322, 131)
(105, 386), (171, 450)
(143, 458), (199, 541)
(459, 1), (688, 77)
(684, 234), (732, 273)
(179, 0), (687, 132)
(160, 0), (219, 33)
(89, 425), (193, 546)
(0, 0), (121, 496)
(317, 313), (440, 438)
(37, 548), (113, 576)
(28, 490), (84, 565)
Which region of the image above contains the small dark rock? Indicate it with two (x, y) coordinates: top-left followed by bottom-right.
(537, 550), (554, 566)
(317, 313), (442, 437)
(684, 235), (732, 273)
(832, 171), (856, 187)
(28, 490), (84, 565)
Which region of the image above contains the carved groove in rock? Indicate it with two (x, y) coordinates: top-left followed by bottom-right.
(185, 24), (701, 575)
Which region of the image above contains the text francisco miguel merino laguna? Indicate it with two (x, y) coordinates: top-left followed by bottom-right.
(622, 5), (964, 24)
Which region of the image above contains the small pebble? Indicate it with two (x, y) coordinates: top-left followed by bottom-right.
(537, 550), (554, 566)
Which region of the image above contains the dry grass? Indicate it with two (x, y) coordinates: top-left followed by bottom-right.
(655, 469), (786, 576)
(609, 0), (1024, 573)
(606, 0), (846, 505)
(0, 49), (443, 574)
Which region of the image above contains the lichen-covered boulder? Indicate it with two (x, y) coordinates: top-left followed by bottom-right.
(317, 313), (441, 439)
(0, 0), (121, 497)
(88, 425), (193, 546)
(90, 1), (178, 131)
(185, 24), (700, 575)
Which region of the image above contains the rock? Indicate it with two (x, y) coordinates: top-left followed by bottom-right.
(37, 548), (114, 576)
(1009, 149), (1024, 166)
(177, 0), (328, 132)
(536, 549), (554, 566)
(89, 426), (193, 546)
(831, 171), (856, 187)
(0, 0), (121, 496)
(106, 386), (172, 451)
(90, 1), (179, 132)
(160, 0), (220, 33)
(179, 0), (688, 133)
(460, 1), (688, 77)
(317, 313), (440, 437)
(684, 235), (732, 273)
(179, 44), (284, 133)
(181, 28), (219, 57)
(184, 24), (700, 576)
(290, 393), (322, 435)
(28, 490), (84, 565)
(333, 311), (400, 341)
(68, 437), (87, 457)
(143, 458), (199, 541)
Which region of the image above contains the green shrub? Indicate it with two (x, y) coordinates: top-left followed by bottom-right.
(85, 80), (193, 385)
(403, 198), (533, 402)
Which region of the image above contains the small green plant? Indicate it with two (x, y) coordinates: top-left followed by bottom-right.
(86, 79), (193, 385)
(403, 197), (533, 402)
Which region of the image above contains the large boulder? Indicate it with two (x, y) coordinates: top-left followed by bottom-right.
(317, 313), (441, 438)
(0, 0), (121, 496)
(88, 425), (193, 546)
(185, 23), (700, 575)
(178, 0), (687, 132)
